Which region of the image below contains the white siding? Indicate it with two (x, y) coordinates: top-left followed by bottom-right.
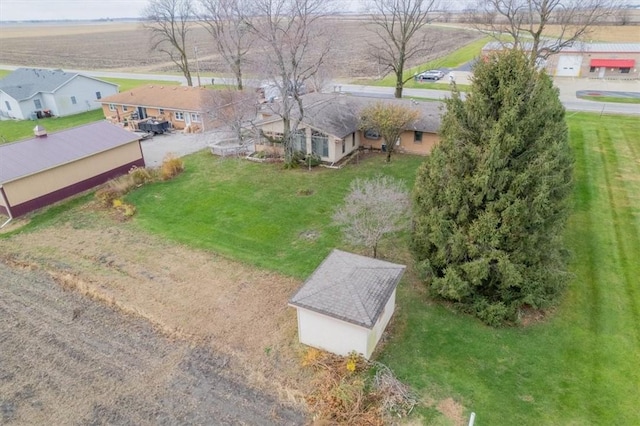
(295, 292), (397, 360)
(52, 76), (118, 117)
(297, 308), (369, 357)
(0, 92), (23, 120)
(366, 289), (396, 357)
(556, 55), (583, 77)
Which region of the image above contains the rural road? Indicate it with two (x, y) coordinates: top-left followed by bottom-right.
(2, 64), (637, 115)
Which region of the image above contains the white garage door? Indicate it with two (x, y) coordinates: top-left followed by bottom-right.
(556, 55), (583, 77)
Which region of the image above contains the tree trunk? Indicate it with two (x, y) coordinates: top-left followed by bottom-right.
(394, 71), (403, 98)
(386, 151), (391, 162)
(235, 59), (243, 90)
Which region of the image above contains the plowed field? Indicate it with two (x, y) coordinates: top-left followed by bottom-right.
(0, 19), (482, 77)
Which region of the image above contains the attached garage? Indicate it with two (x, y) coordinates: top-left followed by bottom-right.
(289, 249), (405, 359)
(0, 121), (144, 221)
(555, 55), (583, 77)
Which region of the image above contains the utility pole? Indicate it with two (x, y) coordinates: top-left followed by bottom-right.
(194, 45), (202, 87)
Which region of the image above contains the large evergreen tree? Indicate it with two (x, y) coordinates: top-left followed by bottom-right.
(411, 50), (574, 325)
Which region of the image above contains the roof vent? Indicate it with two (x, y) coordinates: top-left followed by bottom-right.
(33, 125), (47, 137)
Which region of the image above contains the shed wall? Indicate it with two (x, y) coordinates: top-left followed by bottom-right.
(2, 142), (143, 216)
(297, 307), (369, 358)
(366, 289), (397, 357)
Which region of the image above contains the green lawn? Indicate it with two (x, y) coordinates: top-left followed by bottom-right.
(126, 154), (424, 278)
(6, 112), (640, 424)
(126, 113), (640, 424)
(577, 95), (640, 104)
(0, 109), (104, 143)
(358, 37), (489, 91)
(100, 77), (181, 92)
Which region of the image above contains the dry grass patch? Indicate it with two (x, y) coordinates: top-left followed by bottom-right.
(0, 220), (309, 402)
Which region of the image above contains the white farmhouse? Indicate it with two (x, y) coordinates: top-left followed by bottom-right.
(0, 68), (118, 120)
(289, 249), (406, 359)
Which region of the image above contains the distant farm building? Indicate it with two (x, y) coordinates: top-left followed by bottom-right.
(0, 121), (144, 219)
(0, 68), (118, 120)
(289, 249), (406, 359)
(482, 42), (640, 79)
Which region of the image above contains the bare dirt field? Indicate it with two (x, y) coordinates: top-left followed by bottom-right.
(0, 19), (482, 77)
(0, 206), (312, 424)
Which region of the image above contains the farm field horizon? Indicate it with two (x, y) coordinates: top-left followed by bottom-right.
(1, 12), (639, 424)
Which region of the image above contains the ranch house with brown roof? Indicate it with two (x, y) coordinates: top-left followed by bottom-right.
(99, 85), (217, 133)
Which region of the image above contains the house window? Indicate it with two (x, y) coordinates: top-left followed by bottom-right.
(71, 96), (77, 105)
(311, 130), (329, 157)
(351, 133), (355, 148)
(34, 99), (42, 109)
(621, 67), (631, 74)
(122, 105), (128, 112)
(175, 111), (184, 121)
(159, 108), (165, 115)
(5, 101), (11, 111)
(364, 129), (380, 139)
(293, 129), (306, 152)
(96, 91), (102, 99)
(342, 139), (345, 153)
(590, 66), (597, 73)
(108, 104), (116, 111)
(414, 131), (423, 143)
(191, 113), (201, 122)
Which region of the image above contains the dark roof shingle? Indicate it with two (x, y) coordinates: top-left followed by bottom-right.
(289, 249), (406, 328)
(260, 93), (443, 137)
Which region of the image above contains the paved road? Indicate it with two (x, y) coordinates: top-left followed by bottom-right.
(2, 65), (638, 114)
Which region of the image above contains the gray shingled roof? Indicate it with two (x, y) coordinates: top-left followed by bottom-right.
(289, 249), (406, 329)
(0, 121), (141, 184)
(260, 93), (443, 138)
(0, 68), (115, 101)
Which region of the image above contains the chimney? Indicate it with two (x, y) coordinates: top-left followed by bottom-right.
(33, 125), (47, 137)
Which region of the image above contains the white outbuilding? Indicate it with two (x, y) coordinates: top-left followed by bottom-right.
(289, 249), (406, 359)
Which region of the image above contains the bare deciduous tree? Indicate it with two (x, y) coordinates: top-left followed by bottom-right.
(615, 7), (631, 25)
(205, 88), (260, 143)
(359, 102), (419, 163)
(366, 0), (441, 98)
(333, 175), (411, 259)
(474, 0), (619, 64)
(198, 0), (253, 90)
(144, 0), (195, 86)
(243, 0), (334, 166)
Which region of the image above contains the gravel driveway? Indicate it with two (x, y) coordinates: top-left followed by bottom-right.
(140, 131), (220, 167)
